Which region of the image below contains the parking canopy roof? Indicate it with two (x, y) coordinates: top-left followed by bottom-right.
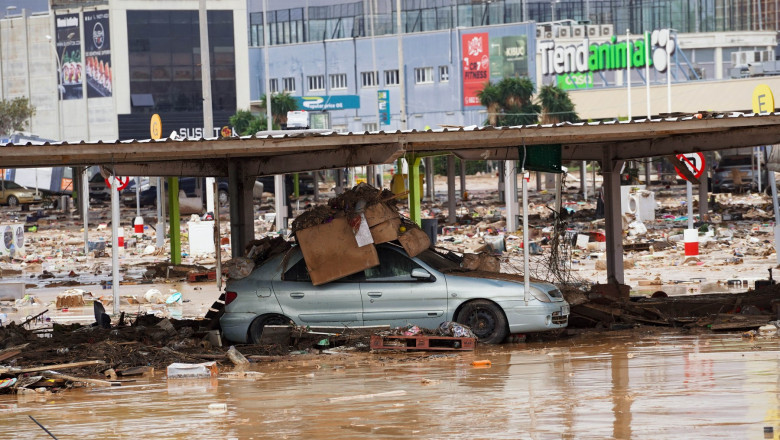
(2, 112), (780, 176)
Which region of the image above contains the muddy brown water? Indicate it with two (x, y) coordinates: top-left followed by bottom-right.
(3, 332), (780, 439)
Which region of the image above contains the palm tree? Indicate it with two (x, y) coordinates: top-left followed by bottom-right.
(260, 92), (298, 129)
(229, 109), (269, 135)
(538, 84), (579, 124)
(498, 77), (535, 110)
(477, 82), (502, 126)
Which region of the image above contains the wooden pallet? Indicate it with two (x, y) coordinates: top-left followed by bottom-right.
(370, 334), (476, 351)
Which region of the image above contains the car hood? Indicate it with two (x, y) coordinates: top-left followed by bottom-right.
(443, 270), (563, 300)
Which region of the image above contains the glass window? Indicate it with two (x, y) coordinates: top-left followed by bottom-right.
(269, 78), (279, 93)
(361, 71), (378, 87)
(414, 67), (434, 84)
(330, 73), (348, 90)
(384, 69), (399, 86)
(283, 257), (310, 282)
(439, 65), (449, 82)
(363, 247), (423, 281)
(283, 77), (296, 92)
(362, 122), (378, 132)
(308, 75), (325, 91)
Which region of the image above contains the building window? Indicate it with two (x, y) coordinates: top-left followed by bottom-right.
(269, 78), (279, 93)
(330, 73), (348, 90)
(439, 65), (449, 82)
(283, 77), (296, 92)
(384, 69), (399, 86)
(361, 71), (378, 87)
(363, 122), (378, 132)
(415, 67), (434, 84)
(308, 75), (325, 91)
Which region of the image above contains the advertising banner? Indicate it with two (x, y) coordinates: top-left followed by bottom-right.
(377, 90), (390, 126)
(54, 13), (83, 100)
(84, 10), (112, 98)
(462, 33), (489, 107)
(489, 35), (528, 81)
(293, 95), (360, 111)
(557, 72), (593, 90)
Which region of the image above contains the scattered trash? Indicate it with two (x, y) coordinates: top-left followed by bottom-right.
(166, 361), (218, 379)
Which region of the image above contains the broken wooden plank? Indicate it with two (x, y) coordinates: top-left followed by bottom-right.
(9, 360), (106, 374)
(43, 371), (120, 387)
(666, 154), (700, 184)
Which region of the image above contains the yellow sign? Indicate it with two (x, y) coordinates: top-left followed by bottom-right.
(220, 126), (232, 138)
(150, 114), (162, 140)
(752, 85), (775, 114)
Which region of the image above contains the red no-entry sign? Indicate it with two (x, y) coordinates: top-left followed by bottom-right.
(674, 152), (706, 181)
(105, 176), (130, 191)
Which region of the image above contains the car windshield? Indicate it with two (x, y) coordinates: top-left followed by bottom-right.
(1, 181), (24, 190)
(415, 248), (462, 271)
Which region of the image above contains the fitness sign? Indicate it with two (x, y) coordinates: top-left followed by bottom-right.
(538, 29), (677, 77)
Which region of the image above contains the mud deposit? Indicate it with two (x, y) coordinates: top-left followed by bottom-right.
(2, 331), (780, 439)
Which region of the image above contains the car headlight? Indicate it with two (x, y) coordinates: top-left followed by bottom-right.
(528, 288), (552, 303)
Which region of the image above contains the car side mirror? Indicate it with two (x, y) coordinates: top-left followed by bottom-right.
(411, 268), (432, 280)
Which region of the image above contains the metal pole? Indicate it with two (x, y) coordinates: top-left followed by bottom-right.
(522, 171), (530, 303)
(199, 0), (216, 211)
(135, 177), (141, 217)
(644, 31), (651, 118)
(769, 147), (780, 265)
(156, 177), (164, 248)
(213, 179), (222, 291)
(581, 161), (587, 200)
(82, 167), (89, 255)
(626, 29), (631, 121)
(110, 177), (121, 315)
(758, 147), (763, 192)
(263, 0), (285, 232)
(666, 35), (672, 114)
(396, 0), (407, 130)
(686, 181), (694, 230)
(369, 0), (379, 126)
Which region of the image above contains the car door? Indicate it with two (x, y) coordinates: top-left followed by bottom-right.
(359, 246), (448, 329)
(272, 254), (363, 327)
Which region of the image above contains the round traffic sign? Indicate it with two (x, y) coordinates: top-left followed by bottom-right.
(105, 176), (130, 191)
(674, 152), (706, 181)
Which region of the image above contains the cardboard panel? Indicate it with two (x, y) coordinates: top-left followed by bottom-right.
(398, 227), (431, 258)
(370, 218), (401, 244)
(296, 217), (379, 286)
(364, 203), (397, 227)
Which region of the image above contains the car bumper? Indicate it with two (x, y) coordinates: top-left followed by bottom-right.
(219, 312), (257, 343)
(501, 300), (569, 333)
(17, 196), (42, 204)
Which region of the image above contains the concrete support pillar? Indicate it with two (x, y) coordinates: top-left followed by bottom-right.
(447, 155), (456, 225)
(602, 150), (625, 285)
(460, 160), (466, 199)
(497, 161), (505, 203)
(644, 157), (651, 184)
(580, 161), (587, 200)
(425, 157), (434, 200)
(699, 170), (709, 220)
(228, 160), (255, 258)
(504, 160), (518, 232)
(536, 172), (541, 191)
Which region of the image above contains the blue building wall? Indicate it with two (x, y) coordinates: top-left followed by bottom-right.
(249, 22), (537, 132)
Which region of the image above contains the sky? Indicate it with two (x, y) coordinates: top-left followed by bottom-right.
(0, 0), (48, 16)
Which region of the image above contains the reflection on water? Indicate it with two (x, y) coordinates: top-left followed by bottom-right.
(2, 333), (780, 439)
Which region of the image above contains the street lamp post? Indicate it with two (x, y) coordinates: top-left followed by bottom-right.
(45, 35), (63, 141)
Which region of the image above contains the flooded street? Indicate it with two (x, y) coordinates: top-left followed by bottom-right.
(2, 331), (780, 439)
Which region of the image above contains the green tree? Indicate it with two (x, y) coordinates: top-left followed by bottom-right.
(476, 77), (541, 127)
(229, 109), (268, 136)
(538, 84), (579, 124)
(0, 97), (35, 136)
(260, 92), (298, 129)
(476, 82), (502, 126)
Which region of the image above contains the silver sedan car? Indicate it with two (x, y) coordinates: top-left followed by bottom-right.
(220, 243), (569, 344)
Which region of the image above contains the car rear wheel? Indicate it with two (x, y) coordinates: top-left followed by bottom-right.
(6, 196), (18, 207)
(248, 314), (293, 344)
(456, 300), (508, 344)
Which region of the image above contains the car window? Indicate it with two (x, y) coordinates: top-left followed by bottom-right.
(719, 157), (751, 167)
(416, 249), (461, 271)
(282, 256), (363, 283)
(363, 247), (423, 281)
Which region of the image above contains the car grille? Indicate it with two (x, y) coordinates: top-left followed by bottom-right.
(551, 311), (568, 325)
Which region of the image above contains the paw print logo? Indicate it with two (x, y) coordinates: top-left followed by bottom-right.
(650, 29), (676, 73)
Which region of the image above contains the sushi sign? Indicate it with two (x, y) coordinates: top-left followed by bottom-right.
(55, 13), (83, 100)
(84, 11), (112, 98)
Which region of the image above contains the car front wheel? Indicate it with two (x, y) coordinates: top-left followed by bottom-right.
(6, 196), (18, 207)
(218, 189), (229, 206)
(248, 314), (293, 344)
(456, 300), (508, 344)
